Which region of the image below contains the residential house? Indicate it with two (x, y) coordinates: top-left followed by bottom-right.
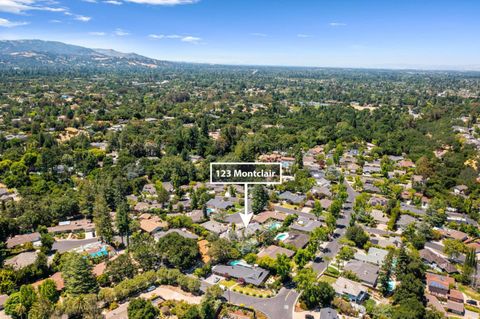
(138, 214), (168, 234)
(278, 191), (306, 205)
(253, 211), (287, 224)
(154, 229), (199, 241)
(426, 273), (455, 300)
(6, 232), (41, 249)
(332, 277), (369, 304)
(354, 247), (389, 266)
(419, 249), (458, 274)
(283, 231), (310, 249)
(201, 220), (228, 235)
(212, 264), (269, 286)
(446, 300), (464, 315)
(206, 197), (235, 211)
(257, 245), (295, 259)
(5, 251), (39, 270)
(344, 260), (379, 287)
(319, 308), (338, 319)
(290, 217), (323, 233)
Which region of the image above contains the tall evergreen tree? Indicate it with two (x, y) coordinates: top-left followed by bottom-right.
(93, 193), (113, 244)
(62, 253), (98, 295)
(115, 199), (131, 246)
(251, 185), (268, 214)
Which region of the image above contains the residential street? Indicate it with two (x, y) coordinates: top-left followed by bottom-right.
(223, 287), (299, 319)
(310, 180), (358, 275)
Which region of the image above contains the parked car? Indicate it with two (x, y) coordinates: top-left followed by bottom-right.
(305, 315), (314, 319)
(466, 299), (478, 306)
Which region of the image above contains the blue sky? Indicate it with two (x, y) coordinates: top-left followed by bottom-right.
(0, 0), (479, 69)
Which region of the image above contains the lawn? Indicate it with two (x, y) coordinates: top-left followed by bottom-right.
(281, 203), (299, 210)
(220, 279), (237, 288)
(221, 280), (274, 298)
(458, 284), (480, 301)
(319, 275), (338, 284)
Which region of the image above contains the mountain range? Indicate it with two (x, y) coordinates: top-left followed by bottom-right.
(0, 39), (173, 70)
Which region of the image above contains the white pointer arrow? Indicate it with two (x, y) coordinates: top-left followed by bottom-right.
(240, 183), (253, 228)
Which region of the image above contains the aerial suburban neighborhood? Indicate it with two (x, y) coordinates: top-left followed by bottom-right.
(1, 1), (480, 319)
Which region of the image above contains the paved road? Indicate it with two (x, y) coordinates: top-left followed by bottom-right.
(53, 238), (100, 253)
(310, 180), (358, 275)
(224, 287), (299, 319)
(202, 279), (299, 319)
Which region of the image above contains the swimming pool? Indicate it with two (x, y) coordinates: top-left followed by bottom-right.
(269, 222), (282, 230)
(275, 232), (289, 241)
(229, 260), (250, 267)
(388, 280), (396, 291)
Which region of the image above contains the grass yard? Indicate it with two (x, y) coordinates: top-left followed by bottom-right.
(458, 284), (480, 301)
(220, 279), (237, 288)
(319, 275), (338, 284)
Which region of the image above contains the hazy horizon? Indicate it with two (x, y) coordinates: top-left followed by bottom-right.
(1, 0), (479, 70)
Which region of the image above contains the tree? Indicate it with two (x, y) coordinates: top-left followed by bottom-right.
(115, 199), (131, 246)
(338, 246), (354, 268)
(106, 254), (137, 284)
(392, 298), (426, 319)
(62, 253), (98, 295)
(4, 285), (37, 319)
(276, 254), (292, 282)
(127, 298), (158, 319)
(345, 225), (369, 248)
(130, 232), (161, 271)
(38, 226), (54, 254)
(251, 185), (268, 214)
(294, 268), (334, 309)
(209, 238), (240, 264)
(378, 251), (394, 296)
(61, 294), (101, 319)
(155, 181), (170, 207)
(393, 273), (425, 305)
(443, 238), (466, 260)
(38, 279), (59, 303)
(157, 232), (199, 270)
(312, 200), (323, 217)
(294, 249), (313, 268)
(93, 193), (114, 244)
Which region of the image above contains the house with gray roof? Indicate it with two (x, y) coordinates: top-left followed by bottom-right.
(320, 308), (339, 319)
(283, 231), (310, 249)
(332, 277), (369, 304)
(354, 247), (389, 266)
(397, 214), (418, 229)
(400, 203), (426, 216)
(154, 229), (199, 241)
(344, 260), (379, 287)
(207, 197), (235, 211)
(200, 220), (228, 235)
(212, 264), (270, 286)
(279, 191), (306, 205)
(290, 217), (323, 233)
(257, 245), (295, 259)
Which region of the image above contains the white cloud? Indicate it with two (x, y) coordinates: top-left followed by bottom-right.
(89, 31), (106, 36)
(148, 34), (164, 39)
(181, 35), (200, 43)
(0, 0), (66, 14)
(49, 19), (62, 23)
(251, 32), (267, 37)
(0, 17), (28, 27)
(104, 0), (122, 4)
(297, 34), (312, 38)
(114, 28), (129, 36)
(149, 33), (201, 44)
(74, 15), (91, 22)
(329, 22), (346, 27)
(124, 0), (199, 5)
